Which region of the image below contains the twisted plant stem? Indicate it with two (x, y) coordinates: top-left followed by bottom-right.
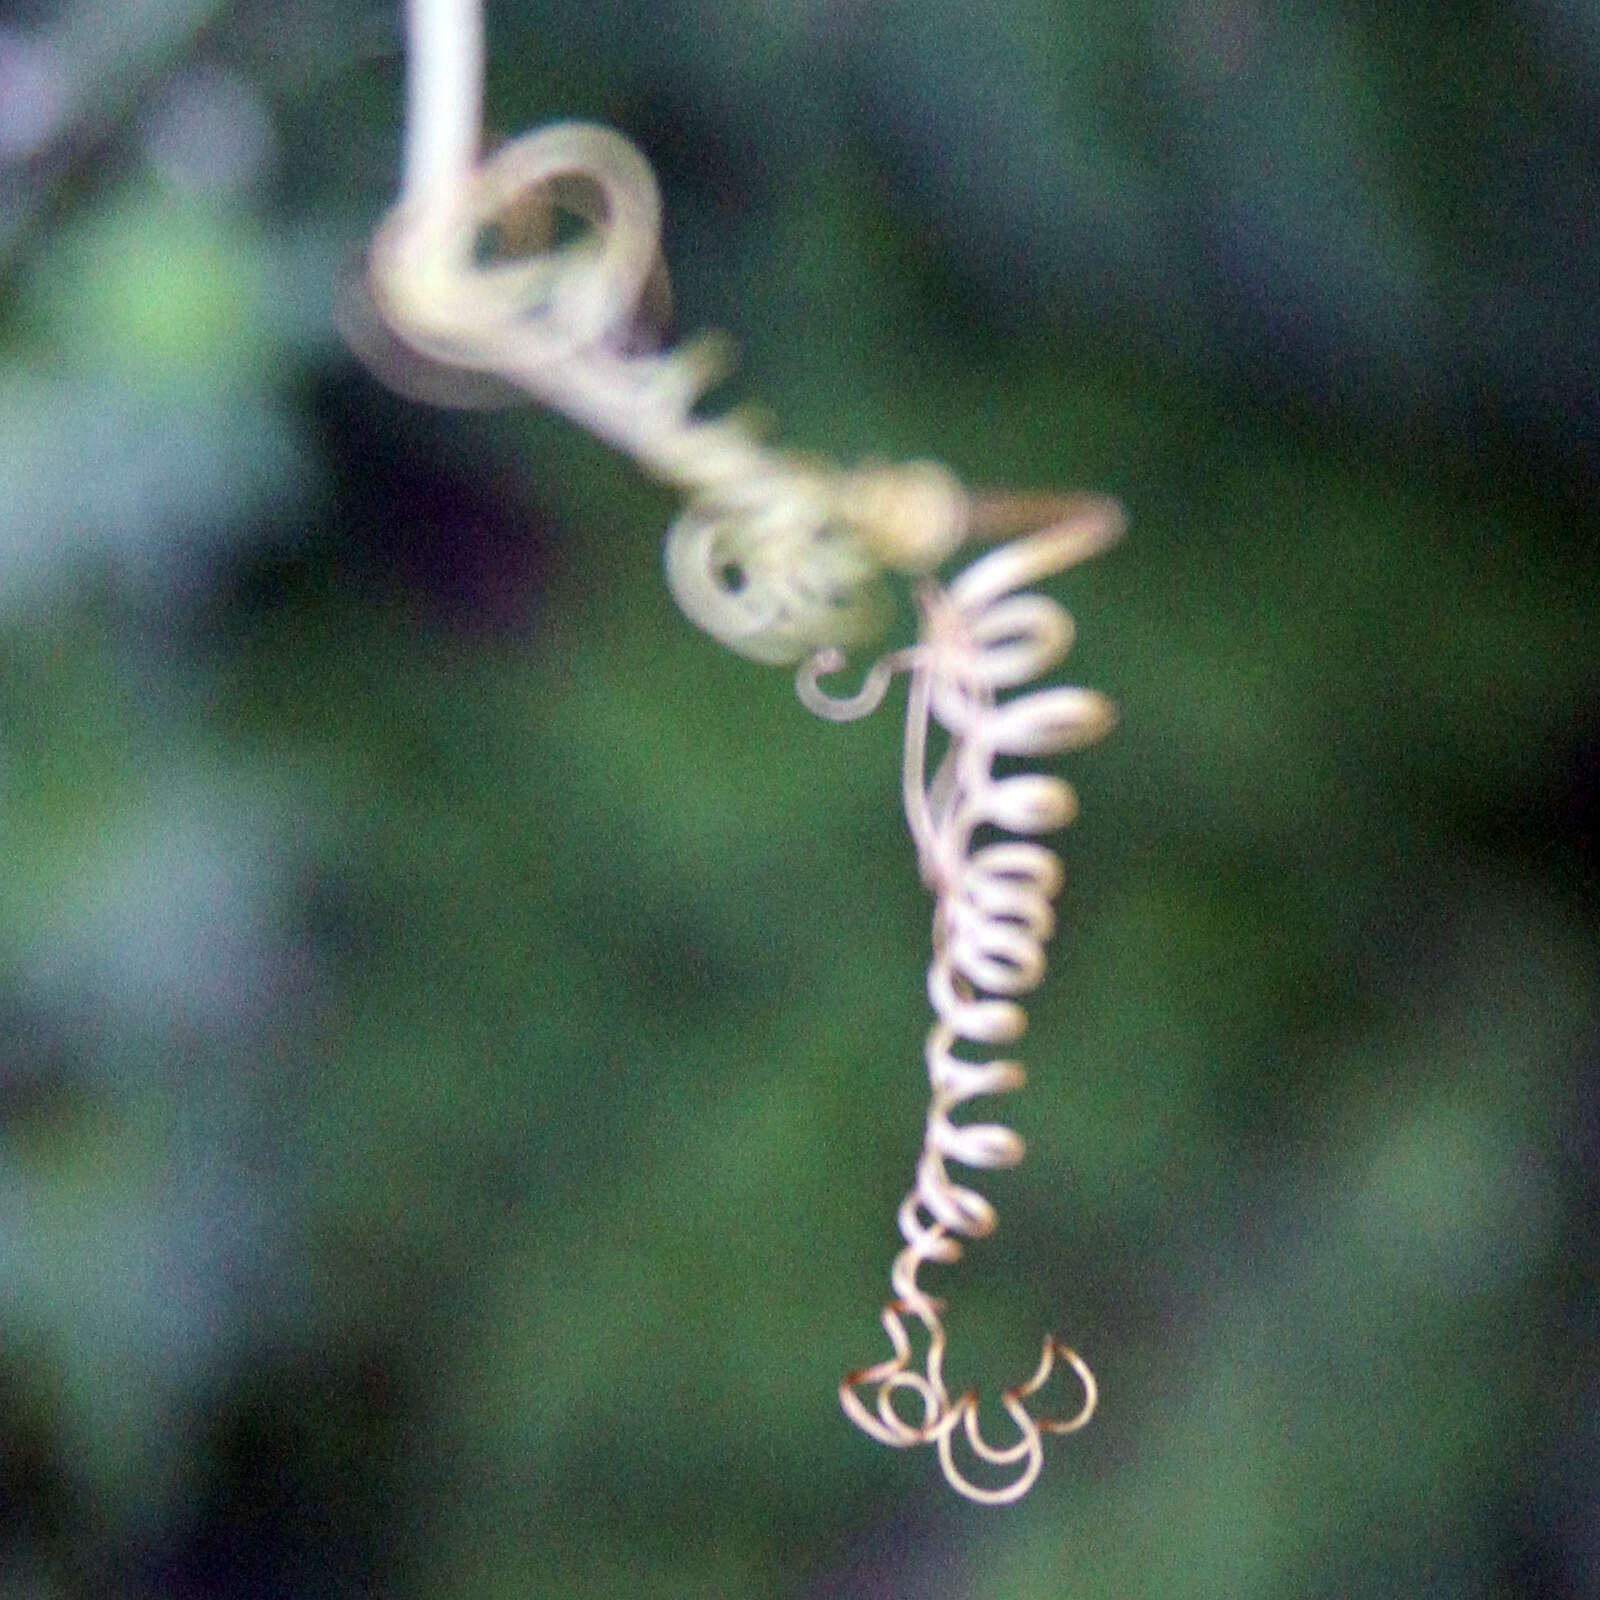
(359, 0), (1121, 1505)
(399, 0), (482, 213)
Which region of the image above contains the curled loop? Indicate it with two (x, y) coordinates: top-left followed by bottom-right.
(839, 1298), (1098, 1505)
(369, 120), (664, 371)
(664, 482), (887, 667)
(795, 648), (911, 723)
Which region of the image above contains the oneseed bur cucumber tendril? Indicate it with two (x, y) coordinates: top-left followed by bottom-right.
(359, 0), (1120, 1504)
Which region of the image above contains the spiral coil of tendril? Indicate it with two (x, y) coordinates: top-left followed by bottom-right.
(365, 119), (969, 664)
(809, 497), (1120, 1503)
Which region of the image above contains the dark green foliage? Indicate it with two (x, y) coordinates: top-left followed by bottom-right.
(0, 1), (1596, 1594)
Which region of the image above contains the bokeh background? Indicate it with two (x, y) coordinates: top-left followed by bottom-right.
(2, 0), (1599, 1595)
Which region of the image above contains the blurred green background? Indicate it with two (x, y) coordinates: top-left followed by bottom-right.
(1, 0), (1598, 1595)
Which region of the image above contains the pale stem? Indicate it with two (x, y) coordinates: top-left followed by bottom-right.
(400, 0), (484, 216)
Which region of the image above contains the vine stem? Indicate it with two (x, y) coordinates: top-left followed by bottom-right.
(399, 0), (483, 220)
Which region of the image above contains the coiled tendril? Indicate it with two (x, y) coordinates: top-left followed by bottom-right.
(362, 0), (1122, 1506)
(807, 497), (1119, 1502)
(364, 100), (969, 665)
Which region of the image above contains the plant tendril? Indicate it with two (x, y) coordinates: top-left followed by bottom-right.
(358, 0), (1123, 1505)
